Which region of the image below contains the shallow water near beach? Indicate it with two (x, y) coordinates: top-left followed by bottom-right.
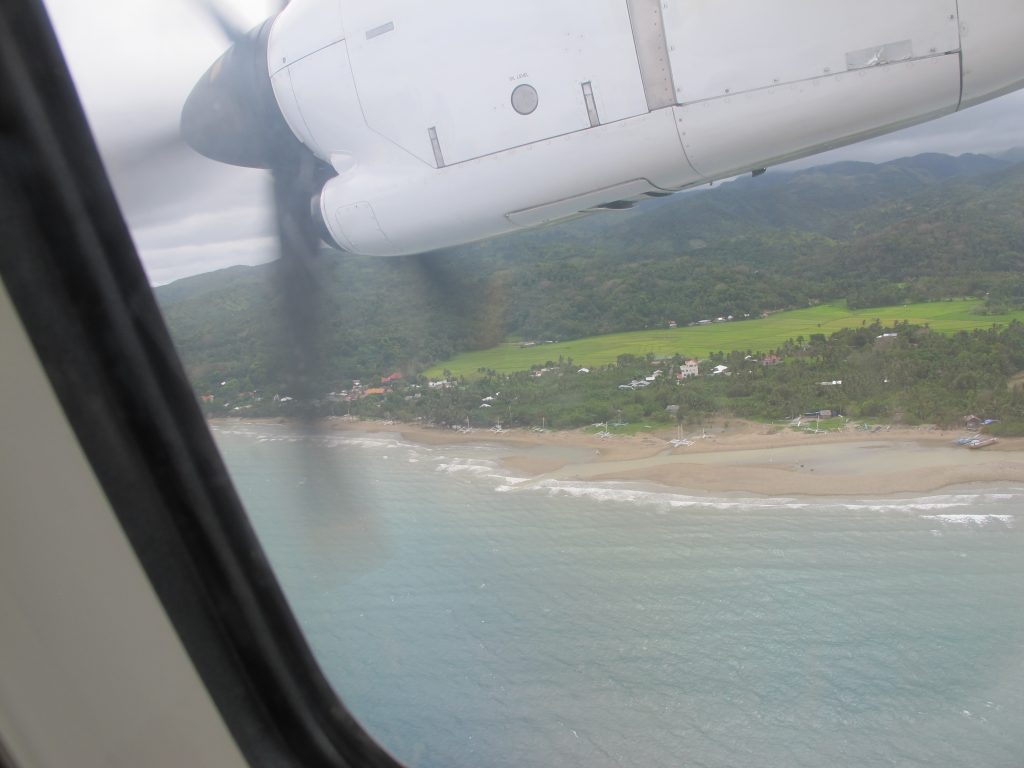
(214, 423), (1024, 768)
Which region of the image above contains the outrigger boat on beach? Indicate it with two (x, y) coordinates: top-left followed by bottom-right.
(966, 436), (999, 449)
(956, 434), (999, 449)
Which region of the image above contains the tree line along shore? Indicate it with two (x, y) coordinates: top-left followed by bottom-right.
(205, 319), (1024, 437)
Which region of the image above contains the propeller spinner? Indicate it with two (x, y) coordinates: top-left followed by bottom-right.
(180, 16), (297, 170)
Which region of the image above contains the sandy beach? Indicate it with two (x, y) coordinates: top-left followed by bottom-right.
(222, 416), (1024, 497)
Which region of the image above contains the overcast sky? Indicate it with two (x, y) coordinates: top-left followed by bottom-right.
(43, 1), (1024, 285)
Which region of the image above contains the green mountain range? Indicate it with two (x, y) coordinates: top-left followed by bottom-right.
(155, 151), (1024, 396)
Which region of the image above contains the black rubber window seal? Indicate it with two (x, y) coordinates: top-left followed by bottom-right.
(0, 4), (401, 767)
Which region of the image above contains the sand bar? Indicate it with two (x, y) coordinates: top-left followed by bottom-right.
(214, 417), (1024, 497)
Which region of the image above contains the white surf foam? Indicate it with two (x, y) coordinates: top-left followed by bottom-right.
(495, 478), (1024, 516)
(516, 479), (804, 511)
(435, 458), (498, 475)
(433, 457), (521, 485)
(919, 514), (1015, 527)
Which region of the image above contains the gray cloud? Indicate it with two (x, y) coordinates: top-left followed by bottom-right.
(781, 89), (1024, 169)
(44, 0), (281, 284)
(141, 236), (279, 286)
(133, 195), (277, 285)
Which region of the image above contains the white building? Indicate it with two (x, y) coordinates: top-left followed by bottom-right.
(677, 360), (700, 379)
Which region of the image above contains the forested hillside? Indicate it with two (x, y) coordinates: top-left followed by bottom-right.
(155, 152), (1024, 395)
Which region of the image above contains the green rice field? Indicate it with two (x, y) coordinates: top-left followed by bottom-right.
(424, 299), (1024, 378)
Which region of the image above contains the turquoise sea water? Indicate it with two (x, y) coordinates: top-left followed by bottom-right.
(214, 423), (1024, 768)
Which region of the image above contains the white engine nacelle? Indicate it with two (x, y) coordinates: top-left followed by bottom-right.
(267, 0), (1024, 256)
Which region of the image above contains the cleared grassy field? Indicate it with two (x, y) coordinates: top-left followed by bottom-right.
(424, 299), (1024, 378)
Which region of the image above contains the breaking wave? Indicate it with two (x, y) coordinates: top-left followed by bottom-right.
(920, 514), (1015, 527)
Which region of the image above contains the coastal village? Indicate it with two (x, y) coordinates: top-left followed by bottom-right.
(203, 321), (1011, 454)
(208, 352), (772, 411)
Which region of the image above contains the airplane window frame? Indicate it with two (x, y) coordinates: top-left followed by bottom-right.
(0, 4), (401, 767)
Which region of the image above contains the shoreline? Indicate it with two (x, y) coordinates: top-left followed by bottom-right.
(210, 417), (1024, 498)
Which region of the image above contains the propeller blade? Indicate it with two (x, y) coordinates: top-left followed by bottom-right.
(271, 150), (326, 401)
(179, 4), (337, 404)
(190, 0), (247, 44)
(99, 131), (214, 221)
